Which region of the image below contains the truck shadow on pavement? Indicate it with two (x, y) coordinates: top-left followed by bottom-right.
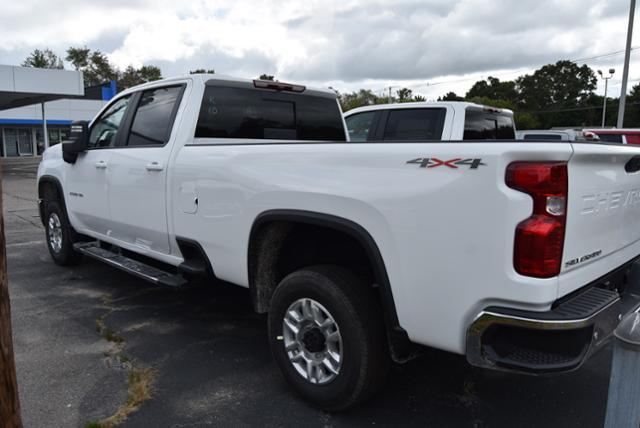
(31, 257), (612, 428)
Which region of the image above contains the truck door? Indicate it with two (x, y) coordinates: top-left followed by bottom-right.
(106, 84), (186, 255)
(64, 95), (133, 236)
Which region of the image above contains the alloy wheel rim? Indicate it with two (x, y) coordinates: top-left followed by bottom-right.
(48, 213), (63, 253)
(282, 298), (342, 385)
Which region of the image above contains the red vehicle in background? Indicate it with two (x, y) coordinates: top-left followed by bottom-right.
(584, 128), (640, 144)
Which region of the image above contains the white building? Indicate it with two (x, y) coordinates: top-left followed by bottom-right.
(0, 65), (113, 157)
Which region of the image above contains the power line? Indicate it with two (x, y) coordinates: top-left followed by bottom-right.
(521, 100), (640, 115)
(376, 46), (640, 96)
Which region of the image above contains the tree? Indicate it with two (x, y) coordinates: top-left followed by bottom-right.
(516, 60), (596, 110)
(117, 65), (162, 90)
(466, 96), (515, 110)
(515, 60), (597, 128)
(339, 89), (381, 111)
(258, 74), (274, 81)
(65, 46), (90, 70)
(412, 94), (426, 102)
(22, 48), (63, 69)
(65, 47), (118, 86)
(513, 113), (540, 130)
(66, 46), (162, 89)
(189, 68), (215, 74)
(86, 51), (117, 86)
(438, 91), (464, 101)
(466, 76), (517, 102)
(396, 88), (413, 103)
(624, 83), (640, 127)
(0, 177), (21, 428)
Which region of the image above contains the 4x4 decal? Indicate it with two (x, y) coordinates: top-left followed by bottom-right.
(406, 157), (486, 169)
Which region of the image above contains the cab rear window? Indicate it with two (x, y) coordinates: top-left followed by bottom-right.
(463, 108), (515, 140)
(195, 86), (346, 141)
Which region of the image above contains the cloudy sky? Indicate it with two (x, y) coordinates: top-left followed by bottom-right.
(0, 0), (638, 99)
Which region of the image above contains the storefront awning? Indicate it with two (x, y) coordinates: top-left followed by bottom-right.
(0, 65), (84, 111)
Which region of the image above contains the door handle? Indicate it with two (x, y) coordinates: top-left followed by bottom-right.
(95, 161), (107, 169)
(145, 162), (164, 171)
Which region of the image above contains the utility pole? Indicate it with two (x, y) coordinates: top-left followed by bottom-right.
(618, 0), (636, 128)
(0, 164), (22, 427)
(598, 69), (615, 127)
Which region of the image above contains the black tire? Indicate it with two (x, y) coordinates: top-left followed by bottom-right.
(268, 265), (390, 411)
(44, 200), (83, 266)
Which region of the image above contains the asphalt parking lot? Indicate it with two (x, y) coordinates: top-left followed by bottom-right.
(3, 157), (615, 427)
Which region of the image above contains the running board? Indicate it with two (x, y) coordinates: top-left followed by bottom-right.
(73, 242), (187, 288)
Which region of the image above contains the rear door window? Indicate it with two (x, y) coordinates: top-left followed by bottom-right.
(127, 86), (184, 146)
(463, 108), (515, 140)
(345, 112), (376, 142)
(195, 86), (346, 141)
(382, 108), (446, 141)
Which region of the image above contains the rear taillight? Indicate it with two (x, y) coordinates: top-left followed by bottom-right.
(506, 162), (568, 278)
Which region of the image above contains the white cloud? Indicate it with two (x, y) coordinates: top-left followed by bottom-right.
(0, 0), (638, 97)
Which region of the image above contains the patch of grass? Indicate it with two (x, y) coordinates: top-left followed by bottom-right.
(103, 329), (125, 344)
(96, 317), (124, 344)
(98, 368), (157, 427)
(84, 422), (103, 428)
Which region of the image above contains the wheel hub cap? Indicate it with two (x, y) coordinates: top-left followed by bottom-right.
(48, 213), (63, 253)
(282, 298), (342, 385)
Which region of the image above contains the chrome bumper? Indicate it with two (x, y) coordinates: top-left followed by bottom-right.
(467, 258), (640, 373)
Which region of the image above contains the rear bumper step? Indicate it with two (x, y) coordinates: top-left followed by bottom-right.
(467, 257), (640, 374)
(74, 242), (187, 288)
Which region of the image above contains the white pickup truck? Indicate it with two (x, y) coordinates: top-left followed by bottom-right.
(343, 101), (517, 142)
(38, 74), (640, 410)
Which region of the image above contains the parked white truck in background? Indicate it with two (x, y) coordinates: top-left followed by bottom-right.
(37, 74), (640, 410)
(343, 101), (516, 142)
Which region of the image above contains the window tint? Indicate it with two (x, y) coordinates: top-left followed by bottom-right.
(523, 134), (563, 141)
(89, 96), (131, 148)
(383, 108), (446, 141)
(463, 108), (515, 140)
(128, 86), (183, 146)
(596, 133), (623, 143)
(345, 112), (376, 142)
(195, 86), (346, 141)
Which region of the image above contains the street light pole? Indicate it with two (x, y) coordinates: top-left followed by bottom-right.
(599, 69), (615, 127)
(618, 0), (636, 128)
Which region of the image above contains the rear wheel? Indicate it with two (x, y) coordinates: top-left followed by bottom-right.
(45, 200), (83, 266)
(268, 265), (389, 411)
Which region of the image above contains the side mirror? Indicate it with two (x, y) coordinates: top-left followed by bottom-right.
(62, 121), (89, 164)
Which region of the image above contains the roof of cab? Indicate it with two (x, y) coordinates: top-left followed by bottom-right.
(343, 101), (514, 116)
(117, 73), (338, 97)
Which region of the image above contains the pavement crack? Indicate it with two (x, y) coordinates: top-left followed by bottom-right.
(86, 294), (157, 428)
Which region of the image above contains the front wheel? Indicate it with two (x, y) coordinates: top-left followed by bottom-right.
(268, 265), (389, 411)
(45, 200), (83, 266)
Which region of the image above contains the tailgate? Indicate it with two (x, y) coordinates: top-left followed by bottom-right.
(560, 143), (640, 296)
